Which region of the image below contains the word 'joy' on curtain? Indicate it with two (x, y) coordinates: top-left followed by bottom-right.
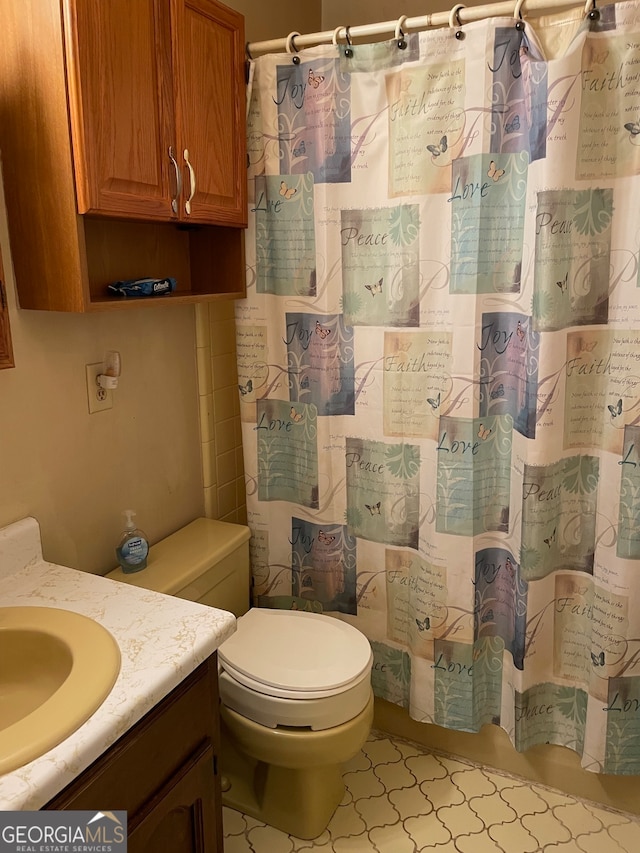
(236, 1), (640, 774)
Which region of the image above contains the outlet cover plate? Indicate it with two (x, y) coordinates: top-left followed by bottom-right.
(86, 363), (113, 414)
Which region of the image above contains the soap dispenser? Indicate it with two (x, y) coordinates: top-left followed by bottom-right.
(116, 510), (149, 573)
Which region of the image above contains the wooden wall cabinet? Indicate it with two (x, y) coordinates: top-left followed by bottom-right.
(46, 657), (223, 853)
(0, 0), (247, 312)
(65, 0), (246, 226)
(0, 245), (15, 369)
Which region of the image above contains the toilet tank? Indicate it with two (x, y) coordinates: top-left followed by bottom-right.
(106, 518), (251, 616)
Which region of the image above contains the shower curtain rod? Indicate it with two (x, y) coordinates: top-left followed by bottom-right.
(246, 0), (602, 56)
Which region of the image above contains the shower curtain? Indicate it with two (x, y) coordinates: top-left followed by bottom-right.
(236, 1), (640, 774)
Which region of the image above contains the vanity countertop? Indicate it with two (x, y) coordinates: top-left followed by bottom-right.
(0, 517), (236, 811)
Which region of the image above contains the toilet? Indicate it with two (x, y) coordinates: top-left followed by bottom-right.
(107, 517), (374, 839)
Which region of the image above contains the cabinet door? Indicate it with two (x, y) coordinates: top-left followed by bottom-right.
(172, 0), (247, 226)
(0, 246), (14, 369)
(128, 744), (221, 853)
(64, 0), (177, 220)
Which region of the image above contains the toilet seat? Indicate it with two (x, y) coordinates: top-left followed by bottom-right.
(219, 658), (372, 699)
(218, 608), (373, 698)
(218, 609), (373, 730)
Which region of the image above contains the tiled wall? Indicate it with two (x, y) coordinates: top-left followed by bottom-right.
(196, 301), (246, 524)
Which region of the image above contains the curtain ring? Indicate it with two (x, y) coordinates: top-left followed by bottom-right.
(449, 4), (466, 39)
(395, 15), (408, 40)
(285, 31), (301, 63)
(514, 0), (525, 19)
(285, 31), (300, 54)
(395, 15), (408, 49)
(584, 0), (600, 20)
(333, 25), (354, 57)
(449, 4), (465, 28)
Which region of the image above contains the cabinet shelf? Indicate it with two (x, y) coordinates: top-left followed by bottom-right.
(83, 218), (246, 311)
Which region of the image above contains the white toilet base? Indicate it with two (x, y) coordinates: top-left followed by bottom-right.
(220, 691), (374, 839)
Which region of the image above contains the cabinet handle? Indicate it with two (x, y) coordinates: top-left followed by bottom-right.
(168, 146), (182, 214)
(183, 149), (196, 215)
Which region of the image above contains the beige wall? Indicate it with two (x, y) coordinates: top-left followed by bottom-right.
(228, 0), (320, 42)
(322, 0), (511, 31)
(0, 180), (203, 574)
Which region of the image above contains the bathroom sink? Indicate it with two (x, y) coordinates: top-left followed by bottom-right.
(0, 606), (121, 775)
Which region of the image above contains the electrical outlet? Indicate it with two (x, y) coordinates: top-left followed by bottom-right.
(86, 363), (113, 414)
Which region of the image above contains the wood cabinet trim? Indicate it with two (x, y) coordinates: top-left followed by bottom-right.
(0, 282), (15, 370)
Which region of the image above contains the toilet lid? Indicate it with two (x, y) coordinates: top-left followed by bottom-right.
(218, 609), (373, 696)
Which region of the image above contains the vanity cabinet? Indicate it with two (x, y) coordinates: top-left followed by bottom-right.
(0, 246), (14, 369)
(0, 0), (246, 311)
(45, 657), (223, 853)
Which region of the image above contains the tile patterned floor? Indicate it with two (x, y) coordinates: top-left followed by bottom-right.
(222, 730), (640, 852)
